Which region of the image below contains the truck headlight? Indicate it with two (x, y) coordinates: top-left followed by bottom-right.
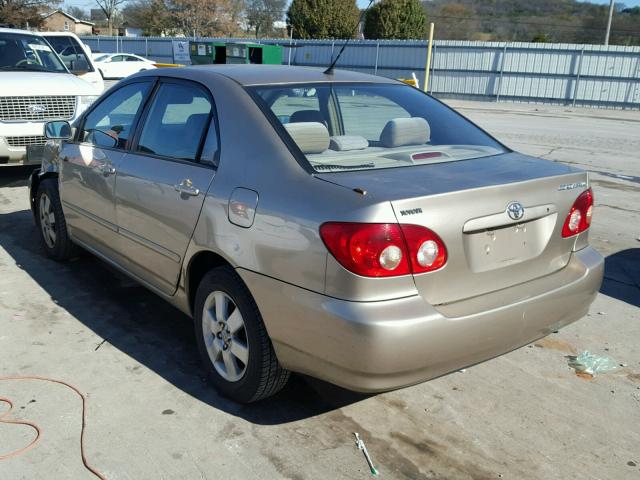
(77, 95), (99, 114)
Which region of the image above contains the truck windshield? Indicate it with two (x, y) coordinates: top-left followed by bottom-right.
(251, 83), (507, 172)
(44, 35), (94, 72)
(0, 32), (67, 73)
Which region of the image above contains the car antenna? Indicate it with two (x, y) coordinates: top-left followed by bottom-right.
(324, 0), (376, 75)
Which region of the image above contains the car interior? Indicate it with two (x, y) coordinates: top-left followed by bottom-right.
(258, 85), (505, 172)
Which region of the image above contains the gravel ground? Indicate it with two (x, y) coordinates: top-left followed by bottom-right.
(0, 99), (639, 480)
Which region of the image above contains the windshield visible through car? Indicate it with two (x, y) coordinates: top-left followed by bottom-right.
(0, 32), (67, 73)
(251, 83), (507, 173)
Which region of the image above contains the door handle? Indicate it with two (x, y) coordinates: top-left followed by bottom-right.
(98, 163), (116, 176)
(174, 179), (200, 197)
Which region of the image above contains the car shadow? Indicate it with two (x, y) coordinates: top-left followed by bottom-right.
(600, 248), (640, 308)
(0, 165), (37, 188)
(0, 207), (371, 425)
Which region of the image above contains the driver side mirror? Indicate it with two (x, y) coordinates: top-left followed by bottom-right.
(44, 121), (72, 140)
(70, 57), (89, 74)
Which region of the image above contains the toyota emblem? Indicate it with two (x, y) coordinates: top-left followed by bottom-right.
(506, 201), (525, 221)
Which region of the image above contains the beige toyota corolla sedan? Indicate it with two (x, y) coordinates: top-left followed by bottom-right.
(29, 65), (604, 403)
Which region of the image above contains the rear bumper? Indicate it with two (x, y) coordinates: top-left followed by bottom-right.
(238, 246), (604, 393)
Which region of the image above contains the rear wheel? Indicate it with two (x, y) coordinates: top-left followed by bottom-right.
(36, 179), (74, 261)
(194, 266), (290, 403)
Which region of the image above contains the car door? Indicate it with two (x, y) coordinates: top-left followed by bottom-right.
(106, 55), (126, 78)
(60, 80), (152, 260)
(125, 55), (145, 76)
(114, 78), (218, 295)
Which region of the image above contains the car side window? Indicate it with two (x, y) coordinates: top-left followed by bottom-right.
(126, 56), (141, 62)
(81, 82), (150, 149)
(111, 55), (124, 62)
(136, 82), (212, 162)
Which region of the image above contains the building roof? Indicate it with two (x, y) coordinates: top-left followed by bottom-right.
(42, 10), (95, 26)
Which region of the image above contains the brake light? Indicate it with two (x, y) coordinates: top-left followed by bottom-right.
(319, 222), (447, 277)
(561, 188), (594, 238)
(400, 224), (448, 274)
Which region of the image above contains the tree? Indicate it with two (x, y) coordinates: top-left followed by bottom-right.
(0, 0), (59, 28)
(122, 0), (175, 35)
(67, 5), (88, 20)
(531, 32), (551, 43)
(171, 0), (236, 37)
(287, 0), (359, 39)
(245, 0), (285, 38)
(94, 0), (127, 34)
(363, 0), (426, 40)
(430, 3), (478, 40)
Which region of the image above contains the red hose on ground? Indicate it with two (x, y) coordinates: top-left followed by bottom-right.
(0, 376), (106, 479)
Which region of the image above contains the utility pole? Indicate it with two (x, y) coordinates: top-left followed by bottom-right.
(604, 0), (615, 46)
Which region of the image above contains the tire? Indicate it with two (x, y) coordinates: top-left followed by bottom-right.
(194, 266), (290, 403)
(35, 178), (74, 261)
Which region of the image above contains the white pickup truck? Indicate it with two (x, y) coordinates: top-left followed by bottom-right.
(0, 27), (100, 166)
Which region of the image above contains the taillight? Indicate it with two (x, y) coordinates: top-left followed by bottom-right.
(319, 222), (447, 277)
(400, 224), (448, 274)
(561, 188), (594, 238)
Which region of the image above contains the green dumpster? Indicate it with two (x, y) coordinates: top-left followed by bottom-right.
(189, 41), (282, 65)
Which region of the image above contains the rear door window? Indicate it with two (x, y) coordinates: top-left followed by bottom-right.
(45, 35), (94, 72)
(136, 81), (212, 162)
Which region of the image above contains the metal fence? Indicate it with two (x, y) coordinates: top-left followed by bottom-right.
(83, 36), (640, 110)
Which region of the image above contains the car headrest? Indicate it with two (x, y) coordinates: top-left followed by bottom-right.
(185, 113), (209, 132)
(379, 117), (430, 148)
(329, 135), (369, 151)
(284, 122), (330, 154)
(290, 110), (326, 125)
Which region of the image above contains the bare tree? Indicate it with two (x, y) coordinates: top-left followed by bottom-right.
(245, 0), (285, 38)
(67, 5), (89, 20)
(94, 0), (126, 35)
(0, 0), (59, 28)
(171, 0), (236, 37)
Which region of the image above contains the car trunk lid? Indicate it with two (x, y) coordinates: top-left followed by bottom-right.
(315, 153), (589, 305)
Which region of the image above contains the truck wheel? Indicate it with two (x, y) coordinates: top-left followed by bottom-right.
(194, 266), (290, 403)
(36, 179), (74, 261)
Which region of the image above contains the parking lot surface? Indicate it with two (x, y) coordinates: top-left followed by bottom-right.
(1, 100), (639, 479)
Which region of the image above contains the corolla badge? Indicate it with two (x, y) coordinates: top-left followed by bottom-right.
(27, 104), (47, 113)
(506, 201), (525, 221)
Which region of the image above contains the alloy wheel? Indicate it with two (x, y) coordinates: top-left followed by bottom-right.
(202, 291), (249, 382)
(39, 193), (57, 249)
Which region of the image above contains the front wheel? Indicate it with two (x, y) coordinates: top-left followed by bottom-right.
(35, 178), (74, 261)
(194, 266), (290, 403)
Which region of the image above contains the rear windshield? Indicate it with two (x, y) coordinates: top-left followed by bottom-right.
(45, 35), (94, 73)
(0, 32), (67, 73)
(251, 83), (507, 172)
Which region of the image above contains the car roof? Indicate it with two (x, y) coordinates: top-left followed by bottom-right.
(155, 64), (399, 87)
(0, 27), (41, 35)
(40, 31), (81, 38)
